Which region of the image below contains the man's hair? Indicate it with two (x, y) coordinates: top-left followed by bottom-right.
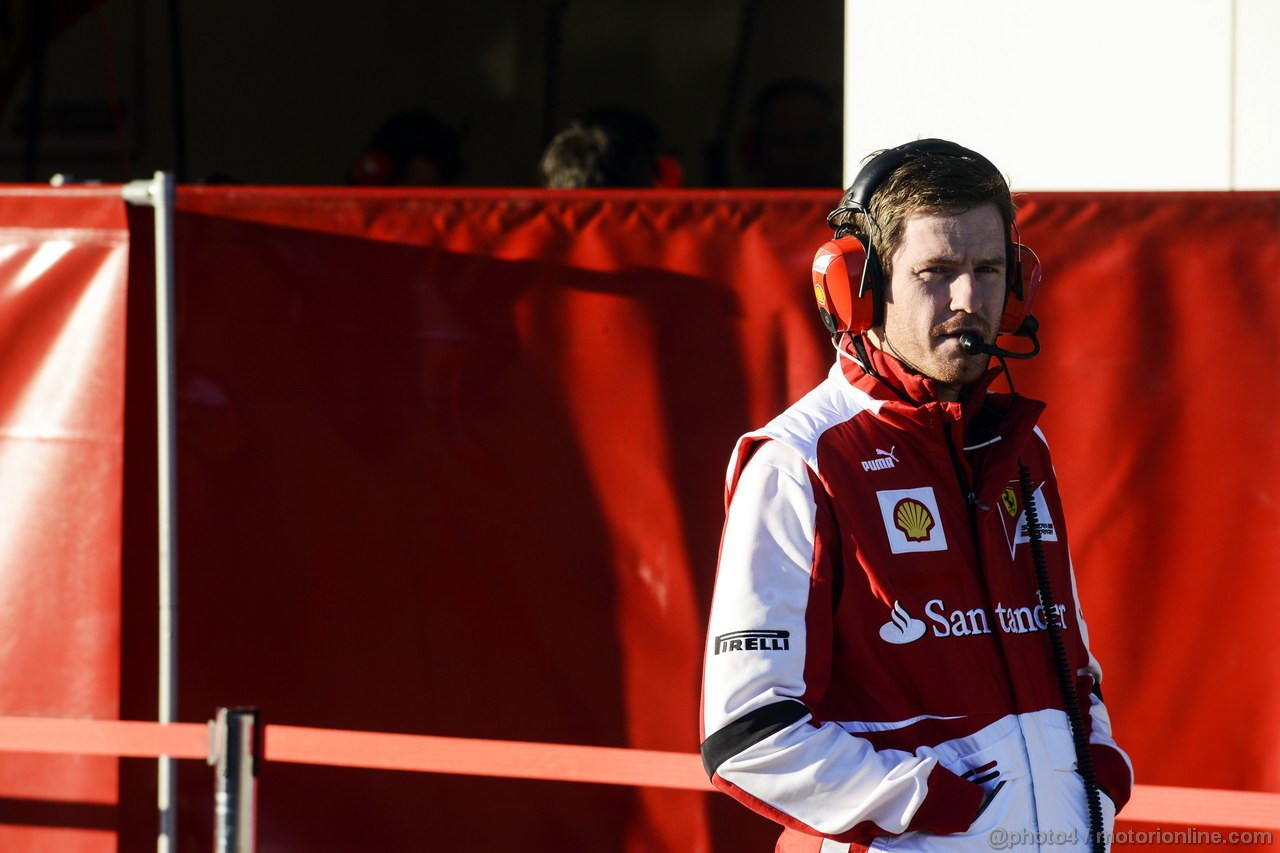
(539, 108), (660, 189)
(839, 151), (1016, 276)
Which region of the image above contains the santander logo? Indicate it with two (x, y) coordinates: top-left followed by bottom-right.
(878, 597), (1073, 645)
(878, 601), (927, 644)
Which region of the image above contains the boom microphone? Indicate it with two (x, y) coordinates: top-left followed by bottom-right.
(959, 316), (1041, 360)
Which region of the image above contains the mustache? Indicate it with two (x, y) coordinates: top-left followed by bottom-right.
(932, 315), (993, 339)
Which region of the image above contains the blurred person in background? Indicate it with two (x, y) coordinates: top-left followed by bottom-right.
(350, 109), (464, 186)
(539, 106), (682, 188)
(740, 77), (842, 188)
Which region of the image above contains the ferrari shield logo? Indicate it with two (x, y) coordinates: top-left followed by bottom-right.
(1001, 486), (1018, 517)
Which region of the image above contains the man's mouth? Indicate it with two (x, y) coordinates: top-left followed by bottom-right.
(935, 326), (985, 341)
(933, 324), (992, 355)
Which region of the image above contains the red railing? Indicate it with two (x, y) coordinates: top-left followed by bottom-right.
(0, 715), (1276, 833)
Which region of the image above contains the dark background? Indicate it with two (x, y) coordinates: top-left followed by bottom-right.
(0, 0), (843, 188)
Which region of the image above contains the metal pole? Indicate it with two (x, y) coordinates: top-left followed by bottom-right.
(540, 0), (568, 147)
(123, 171), (179, 853)
(209, 708), (260, 853)
(703, 0), (760, 187)
(166, 0), (189, 181)
(20, 0), (48, 181)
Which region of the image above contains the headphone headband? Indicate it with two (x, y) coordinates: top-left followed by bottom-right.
(843, 139), (999, 215)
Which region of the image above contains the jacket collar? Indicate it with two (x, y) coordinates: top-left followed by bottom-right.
(838, 333), (1004, 428)
(836, 335), (1047, 502)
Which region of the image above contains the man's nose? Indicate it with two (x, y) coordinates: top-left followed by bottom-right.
(949, 271), (980, 313)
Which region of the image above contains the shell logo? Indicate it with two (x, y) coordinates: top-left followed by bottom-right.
(894, 498), (934, 542)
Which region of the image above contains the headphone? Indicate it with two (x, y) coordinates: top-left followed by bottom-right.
(811, 138), (1040, 337)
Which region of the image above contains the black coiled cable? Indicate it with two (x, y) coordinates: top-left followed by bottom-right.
(1018, 461), (1105, 853)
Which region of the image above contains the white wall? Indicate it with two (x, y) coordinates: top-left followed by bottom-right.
(844, 0), (1280, 191)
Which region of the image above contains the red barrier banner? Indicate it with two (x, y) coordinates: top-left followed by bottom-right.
(3, 187), (1275, 852)
(119, 188), (839, 852)
(0, 188), (129, 851)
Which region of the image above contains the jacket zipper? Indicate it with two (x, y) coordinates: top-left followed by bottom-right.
(943, 420), (984, 538)
(946, 414), (1049, 827)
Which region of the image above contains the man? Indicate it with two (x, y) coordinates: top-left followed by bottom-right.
(700, 139), (1132, 852)
(740, 77), (842, 188)
(538, 107), (665, 189)
(349, 110), (463, 186)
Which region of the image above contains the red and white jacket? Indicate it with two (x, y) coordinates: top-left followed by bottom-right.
(700, 339), (1132, 852)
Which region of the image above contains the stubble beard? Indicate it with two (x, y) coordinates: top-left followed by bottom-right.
(880, 319), (991, 392)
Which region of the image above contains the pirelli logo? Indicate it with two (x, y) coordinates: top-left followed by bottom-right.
(714, 629), (791, 655)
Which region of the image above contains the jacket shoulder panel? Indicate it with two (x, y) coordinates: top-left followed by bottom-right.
(749, 367), (882, 477)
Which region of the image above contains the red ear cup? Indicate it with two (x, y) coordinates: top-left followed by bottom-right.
(811, 235), (873, 334)
(999, 243), (1041, 335)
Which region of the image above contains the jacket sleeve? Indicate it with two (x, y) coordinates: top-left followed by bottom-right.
(700, 439), (983, 843)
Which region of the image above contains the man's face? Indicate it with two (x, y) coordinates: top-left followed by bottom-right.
(879, 203), (1007, 396)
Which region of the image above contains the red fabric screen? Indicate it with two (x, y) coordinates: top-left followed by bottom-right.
(0, 188), (129, 851)
(120, 189), (836, 851)
(5, 187), (1276, 851)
